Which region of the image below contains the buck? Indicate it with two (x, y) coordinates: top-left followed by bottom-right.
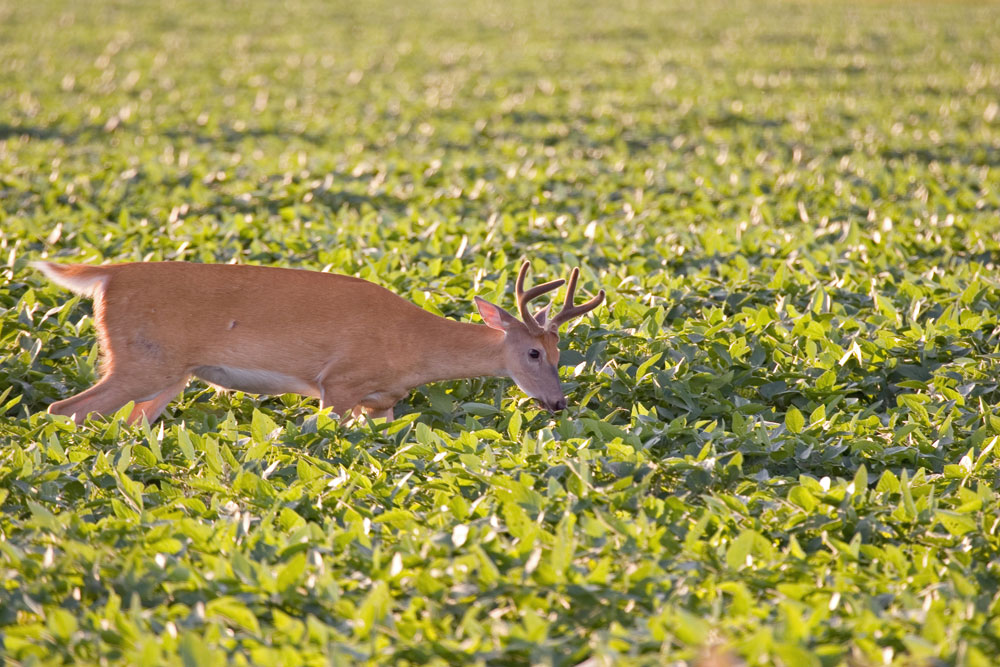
(34, 260), (605, 424)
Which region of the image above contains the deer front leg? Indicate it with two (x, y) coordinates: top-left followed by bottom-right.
(320, 382), (399, 424)
(353, 404), (395, 421)
(318, 359), (398, 423)
(49, 371), (187, 424)
(318, 382), (363, 421)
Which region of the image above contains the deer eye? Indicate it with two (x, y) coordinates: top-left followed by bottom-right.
(528, 349), (541, 359)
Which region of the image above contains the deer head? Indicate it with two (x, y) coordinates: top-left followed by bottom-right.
(475, 262), (605, 412)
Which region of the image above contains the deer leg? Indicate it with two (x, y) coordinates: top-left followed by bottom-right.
(319, 382), (400, 424)
(127, 376), (190, 424)
(356, 405), (395, 421)
(318, 383), (362, 421)
(49, 372), (186, 424)
(346, 405), (396, 422)
(317, 361), (400, 423)
(369, 406), (395, 421)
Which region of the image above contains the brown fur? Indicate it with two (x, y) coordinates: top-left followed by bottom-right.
(35, 261), (603, 424)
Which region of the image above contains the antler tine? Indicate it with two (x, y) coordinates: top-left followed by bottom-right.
(548, 267), (605, 330)
(563, 267), (579, 314)
(515, 261), (564, 334)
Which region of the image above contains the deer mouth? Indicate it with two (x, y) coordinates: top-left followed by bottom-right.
(537, 397), (568, 412)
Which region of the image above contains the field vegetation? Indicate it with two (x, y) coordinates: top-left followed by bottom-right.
(2, 0), (1000, 664)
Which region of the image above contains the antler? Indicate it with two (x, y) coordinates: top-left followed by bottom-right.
(515, 262), (564, 336)
(546, 267), (606, 331)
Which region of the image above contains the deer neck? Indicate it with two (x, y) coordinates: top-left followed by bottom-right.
(413, 318), (507, 385)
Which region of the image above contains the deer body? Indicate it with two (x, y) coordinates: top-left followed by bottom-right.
(35, 261), (603, 424)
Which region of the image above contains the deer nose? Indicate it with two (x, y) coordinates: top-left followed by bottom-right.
(552, 397), (567, 411)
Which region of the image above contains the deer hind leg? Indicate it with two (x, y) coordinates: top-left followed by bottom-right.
(127, 376), (190, 424)
(49, 372), (188, 424)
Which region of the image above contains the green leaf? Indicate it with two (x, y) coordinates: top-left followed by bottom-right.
(115, 471), (144, 512)
(635, 352), (663, 382)
(206, 596), (261, 635)
(178, 632), (216, 667)
(852, 464), (868, 496)
(250, 408), (279, 442)
(27, 501), (60, 531)
(726, 529), (772, 569)
(785, 407), (805, 434)
(46, 607), (78, 641)
(277, 552), (307, 592)
(508, 410), (523, 441)
(877, 470), (900, 494)
(816, 369), (837, 390)
(670, 609), (710, 646)
(176, 426), (196, 462)
(936, 510), (976, 536)
(788, 485), (817, 511)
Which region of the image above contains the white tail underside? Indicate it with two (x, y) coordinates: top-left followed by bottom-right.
(31, 261), (108, 297)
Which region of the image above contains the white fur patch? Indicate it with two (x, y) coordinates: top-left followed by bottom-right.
(193, 365), (318, 397)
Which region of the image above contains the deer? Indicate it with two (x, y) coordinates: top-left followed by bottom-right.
(33, 260), (605, 424)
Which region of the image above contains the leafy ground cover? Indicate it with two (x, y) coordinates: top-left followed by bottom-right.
(2, 0), (1000, 664)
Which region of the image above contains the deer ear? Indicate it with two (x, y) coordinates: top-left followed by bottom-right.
(475, 297), (520, 331)
(533, 303), (551, 328)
